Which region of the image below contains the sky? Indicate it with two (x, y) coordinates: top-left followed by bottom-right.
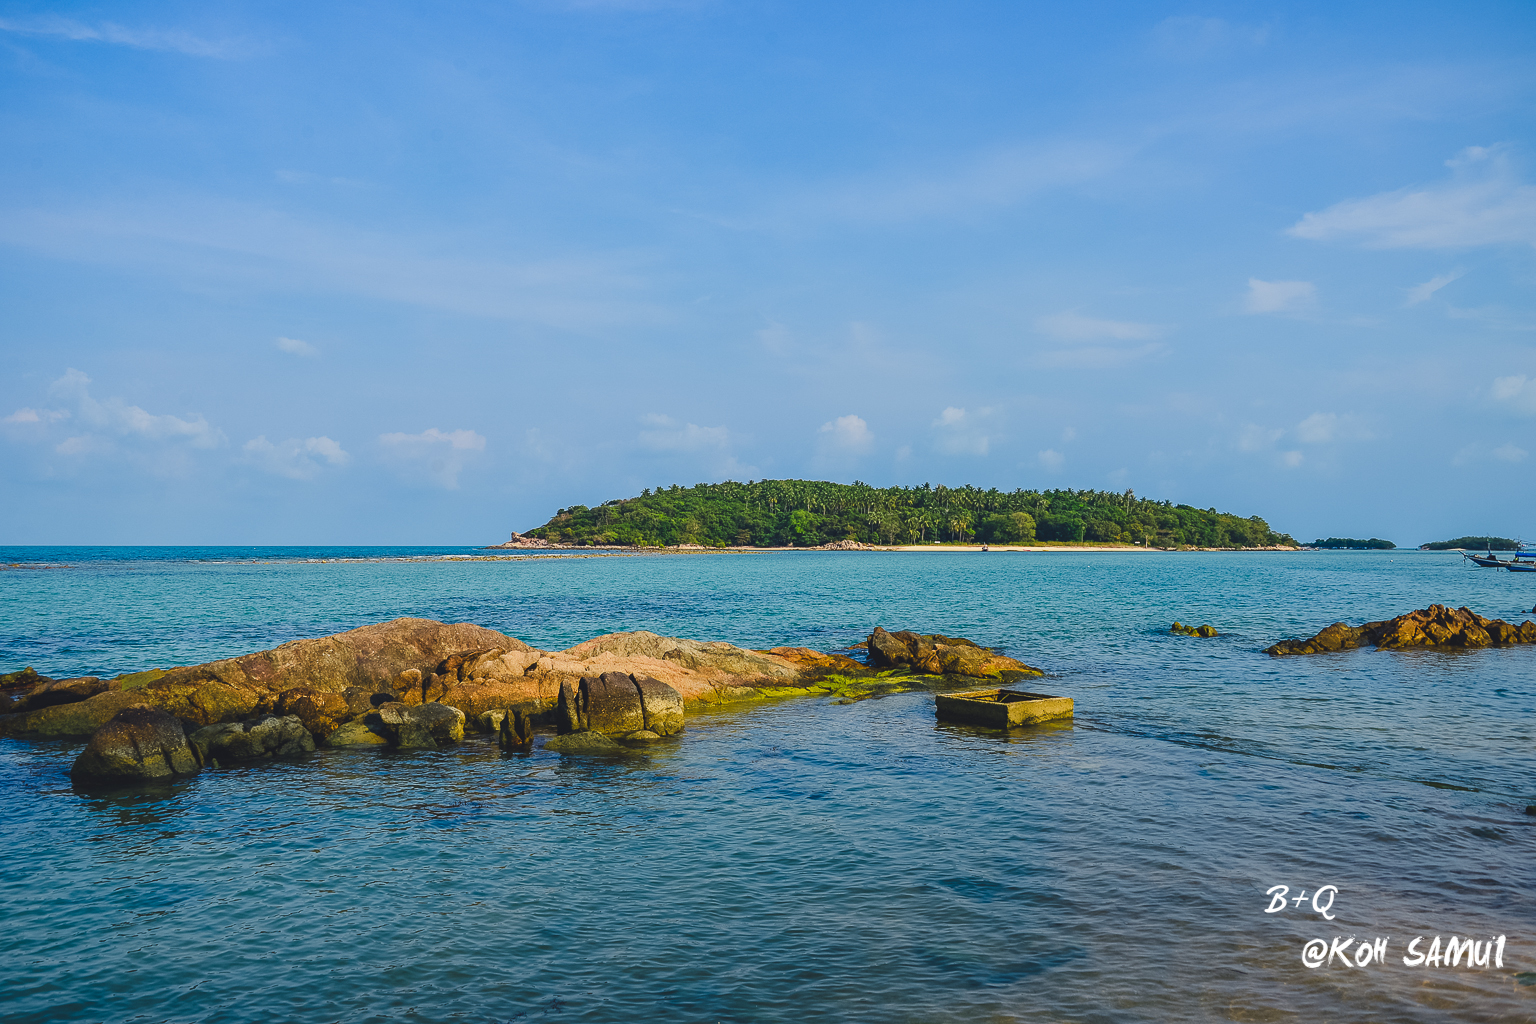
(2, 1), (1534, 545)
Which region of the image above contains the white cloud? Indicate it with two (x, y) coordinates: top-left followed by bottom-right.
(1288, 145), (1536, 249)
(1244, 278), (1315, 314)
(0, 199), (659, 332)
(1405, 270), (1464, 306)
(1236, 424), (1283, 452)
(379, 427), (486, 489)
(1295, 413), (1338, 444)
(31, 369), (224, 451)
(1493, 442), (1528, 463)
(638, 414), (730, 452)
(932, 407), (993, 456)
(1037, 449), (1064, 470)
(1295, 412), (1375, 445)
(1454, 441), (1530, 466)
(1034, 311), (1165, 341)
(817, 414), (874, 455)
(1281, 450), (1304, 468)
(746, 140), (1129, 228)
(2, 407), (69, 425)
(243, 435), (349, 480)
(1491, 374), (1536, 414)
(0, 16), (240, 58)
(275, 336), (319, 357)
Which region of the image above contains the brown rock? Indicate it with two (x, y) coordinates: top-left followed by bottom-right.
(70, 704), (201, 784)
(761, 648), (864, 674)
(1269, 605), (1536, 656)
(272, 687), (349, 741)
(8, 675), (109, 714)
(142, 618), (529, 700)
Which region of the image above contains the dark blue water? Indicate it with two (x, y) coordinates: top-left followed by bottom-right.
(2, 549), (1533, 1022)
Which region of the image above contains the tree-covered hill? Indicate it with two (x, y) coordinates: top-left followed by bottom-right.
(1420, 536), (1521, 551)
(524, 480), (1297, 549)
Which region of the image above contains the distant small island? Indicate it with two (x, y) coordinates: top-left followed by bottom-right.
(1312, 537), (1395, 550)
(516, 480), (1297, 549)
(1420, 536), (1522, 551)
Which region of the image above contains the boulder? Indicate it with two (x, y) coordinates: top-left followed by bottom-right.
(1267, 605), (1536, 656)
(8, 675), (109, 714)
(498, 707), (534, 752)
(139, 617), (529, 700)
(0, 690), (151, 740)
(557, 673), (686, 740)
(270, 687), (349, 741)
(864, 627), (1041, 678)
(326, 719), (389, 748)
(0, 666), (50, 693)
(70, 705), (201, 784)
(543, 730), (622, 754)
(370, 702), (465, 751)
(761, 647), (864, 675)
(190, 715), (314, 763)
(1170, 622), (1219, 638)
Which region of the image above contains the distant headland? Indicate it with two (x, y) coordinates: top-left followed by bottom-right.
(491, 480), (1298, 550)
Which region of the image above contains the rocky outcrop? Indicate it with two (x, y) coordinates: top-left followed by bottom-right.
(865, 628), (1041, 677)
(556, 673), (685, 741)
(6, 675), (109, 714)
(370, 702), (465, 750)
(70, 705), (201, 785)
(0, 618), (519, 739)
(1171, 622), (1218, 638)
(1266, 605), (1536, 656)
(485, 531), (553, 549)
(498, 706), (535, 751)
(191, 715), (315, 763)
(761, 647), (865, 675)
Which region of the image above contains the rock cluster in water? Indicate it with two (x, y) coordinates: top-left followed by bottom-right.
(1171, 622), (1218, 637)
(865, 627), (1041, 677)
(1266, 605), (1536, 656)
(1, 618), (1042, 783)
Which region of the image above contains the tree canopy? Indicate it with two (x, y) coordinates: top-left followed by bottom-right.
(524, 480), (1297, 549)
(1420, 536), (1522, 551)
(1311, 537), (1395, 550)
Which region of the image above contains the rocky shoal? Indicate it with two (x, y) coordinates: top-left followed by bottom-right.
(1265, 604), (1536, 656)
(0, 619), (1043, 783)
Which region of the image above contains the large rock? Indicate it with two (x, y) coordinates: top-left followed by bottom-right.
(370, 702), (465, 750)
(1267, 605), (1536, 656)
(1, 690), (152, 740)
(864, 628), (1042, 678)
(70, 705), (201, 784)
(543, 730), (622, 754)
(325, 719), (389, 748)
(190, 715), (315, 763)
(557, 673), (685, 740)
(142, 618), (528, 700)
(7, 675), (110, 714)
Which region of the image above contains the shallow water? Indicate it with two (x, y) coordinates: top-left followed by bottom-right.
(2, 548), (1534, 1022)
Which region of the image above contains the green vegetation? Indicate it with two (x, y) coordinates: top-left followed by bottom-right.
(1421, 536), (1522, 551)
(525, 480), (1297, 549)
(1312, 537), (1395, 550)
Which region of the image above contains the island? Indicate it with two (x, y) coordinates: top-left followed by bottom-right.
(512, 480), (1298, 549)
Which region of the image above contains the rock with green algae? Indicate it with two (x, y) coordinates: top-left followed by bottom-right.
(1266, 604), (1536, 656)
(190, 714), (314, 763)
(543, 730), (623, 754)
(1171, 622), (1219, 638)
(69, 704), (201, 785)
(864, 627), (1041, 678)
(325, 719), (389, 748)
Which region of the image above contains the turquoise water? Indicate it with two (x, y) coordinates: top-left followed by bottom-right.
(2, 548), (1534, 1022)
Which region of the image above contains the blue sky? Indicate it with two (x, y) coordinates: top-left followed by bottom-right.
(2, 2), (1534, 545)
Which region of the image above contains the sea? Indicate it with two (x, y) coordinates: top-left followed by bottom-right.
(1, 546), (1533, 1023)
